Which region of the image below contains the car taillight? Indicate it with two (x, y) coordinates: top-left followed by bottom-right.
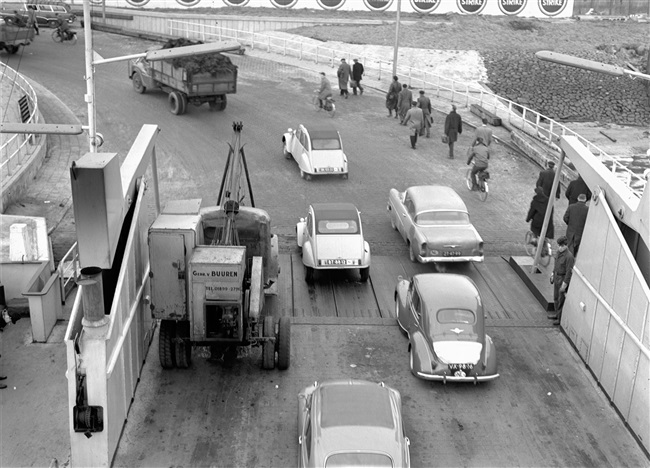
(478, 242), (484, 254)
(420, 243), (427, 255)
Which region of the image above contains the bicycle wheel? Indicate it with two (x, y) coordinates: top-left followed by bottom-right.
(465, 168), (473, 191)
(65, 33), (78, 46)
(51, 30), (62, 43)
(524, 231), (536, 257)
(327, 102), (336, 118)
(312, 96), (321, 111)
(479, 181), (488, 202)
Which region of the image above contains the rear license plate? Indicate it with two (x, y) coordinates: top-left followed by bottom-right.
(449, 363), (474, 372)
(443, 251), (462, 257)
(319, 167), (335, 172)
(321, 259), (356, 266)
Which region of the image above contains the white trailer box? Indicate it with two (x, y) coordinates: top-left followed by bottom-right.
(148, 199), (202, 320)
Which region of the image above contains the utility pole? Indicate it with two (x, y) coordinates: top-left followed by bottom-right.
(392, 0), (401, 78)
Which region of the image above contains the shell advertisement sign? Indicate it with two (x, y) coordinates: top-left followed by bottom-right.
(104, 0), (575, 18)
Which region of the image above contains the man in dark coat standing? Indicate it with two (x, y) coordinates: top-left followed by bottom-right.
(563, 193), (589, 256)
(417, 90), (432, 138)
(337, 58), (351, 99)
(536, 161), (561, 199)
(565, 175), (592, 205)
(526, 186), (555, 240)
(444, 104), (462, 158)
(549, 236), (574, 325)
(351, 58), (364, 96)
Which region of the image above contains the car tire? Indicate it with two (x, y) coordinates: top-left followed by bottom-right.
(359, 267), (369, 283)
(262, 316), (276, 370)
(132, 71), (146, 94)
(283, 144), (292, 160)
(300, 170), (311, 181)
(159, 320), (176, 369)
(396, 301), (407, 335)
(341, 173), (348, 180)
(304, 266), (314, 283)
(276, 317), (291, 370)
(48, 19), (58, 28)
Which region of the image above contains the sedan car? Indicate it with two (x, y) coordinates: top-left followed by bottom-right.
(387, 185), (484, 263)
(396, 273), (499, 383)
(297, 203), (370, 282)
(282, 124), (348, 180)
(298, 380), (411, 468)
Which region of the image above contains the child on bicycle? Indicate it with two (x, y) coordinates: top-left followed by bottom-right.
(466, 137), (490, 191)
(317, 72), (333, 109)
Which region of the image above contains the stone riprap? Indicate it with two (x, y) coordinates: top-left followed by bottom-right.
(482, 49), (650, 126)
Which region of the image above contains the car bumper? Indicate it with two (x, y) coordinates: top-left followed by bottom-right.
(415, 371), (500, 383)
(417, 254), (484, 263)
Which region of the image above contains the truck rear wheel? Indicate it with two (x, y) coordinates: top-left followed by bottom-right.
(132, 71), (146, 94)
(169, 91), (187, 115)
(262, 315), (275, 370)
(159, 320), (176, 369)
(174, 322), (192, 369)
(6, 45), (18, 55)
(209, 95), (227, 111)
(277, 317), (291, 370)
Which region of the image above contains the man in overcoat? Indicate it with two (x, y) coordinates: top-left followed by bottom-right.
(565, 175), (592, 205)
(397, 84), (412, 125)
(443, 104), (462, 158)
(563, 193), (589, 256)
(526, 186), (555, 240)
(337, 59), (351, 99)
(351, 58), (364, 95)
(403, 101), (424, 149)
(536, 161), (561, 199)
(417, 90), (432, 138)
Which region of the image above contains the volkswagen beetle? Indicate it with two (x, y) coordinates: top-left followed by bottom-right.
(282, 124), (348, 180)
(297, 203), (370, 283)
(387, 185), (484, 263)
(297, 379), (411, 468)
(395, 273), (499, 383)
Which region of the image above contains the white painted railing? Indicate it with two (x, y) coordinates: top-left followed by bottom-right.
(169, 19), (645, 197)
(0, 63), (42, 187)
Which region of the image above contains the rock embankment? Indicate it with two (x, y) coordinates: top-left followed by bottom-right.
(482, 48), (650, 126)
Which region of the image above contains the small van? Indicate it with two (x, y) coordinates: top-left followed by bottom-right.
(0, 1), (75, 28)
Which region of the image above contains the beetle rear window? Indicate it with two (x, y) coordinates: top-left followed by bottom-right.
(312, 138), (341, 150)
(318, 220), (358, 234)
(437, 308), (476, 324)
(415, 211), (469, 225)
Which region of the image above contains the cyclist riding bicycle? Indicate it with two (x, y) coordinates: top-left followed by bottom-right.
(466, 136), (490, 191)
(317, 72), (333, 109)
(55, 13), (74, 41)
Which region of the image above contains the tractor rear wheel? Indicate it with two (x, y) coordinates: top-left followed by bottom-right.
(277, 317), (291, 370)
(262, 315), (275, 370)
(159, 320), (176, 369)
(174, 322), (192, 369)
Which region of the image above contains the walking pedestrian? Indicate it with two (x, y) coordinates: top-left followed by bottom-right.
(0, 306), (20, 390)
(351, 58), (364, 96)
(403, 101), (424, 149)
(536, 161), (561, 199)
(563, 193), (589, 256)
(526, 186), (555, 241)
(443, 104), (462, 158)
(386, 76), (401, 118)
(548, 236), (574, 325)
(27, 5), (39, 35)
(417, 90), (432, 138)
(337, 58), (351, 99)
(472, 118), (493, 147)
(565, 175), (592, 205)
(397, 84), (412, 125)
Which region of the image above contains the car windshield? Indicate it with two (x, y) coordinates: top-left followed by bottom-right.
(437, 308), (476, 324)
(318, 220), (359, 235)
(326, 453), (393, 467)
(415, 210), (469, 226)
(312, 138), (341, 150)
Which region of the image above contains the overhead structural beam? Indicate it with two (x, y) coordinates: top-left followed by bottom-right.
(1, 123), (84, 135)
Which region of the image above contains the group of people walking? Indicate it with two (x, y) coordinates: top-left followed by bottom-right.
(317, 58), (365, 108)
(525, 161), (592, 325)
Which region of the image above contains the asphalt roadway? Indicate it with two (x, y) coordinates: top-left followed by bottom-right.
(1, 28), (648, 467)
